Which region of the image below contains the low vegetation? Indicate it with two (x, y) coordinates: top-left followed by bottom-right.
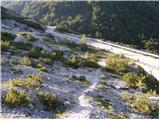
(6, 73), (43, 89)
(106, 54), (130, 75)
(1, 40), (10, 51)
(11, 68), (24, 75)
(122, 72), (146, 88)
(57, 40), (97, 53)
(71, 75), (90, 85)
(121, 92), (158, 116)
(35, 63), (48, 72)
(18, 32), (37, 41)
(36, 92), (62, 110)
(94, 96), (113, 110)
(44, 37), (57, 45)
(65, 57), (99, 69)
(12, 42), (32, 50)
(18, 56), (32, 66)
(1, 32), (16, 41)
(2, 88), (29, 107)
(122, 72), (159, 94)
(28, 47), (64, 62)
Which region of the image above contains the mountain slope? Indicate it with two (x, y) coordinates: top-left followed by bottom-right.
(1, 6), (159, 119)
(2, 1), (159, 53)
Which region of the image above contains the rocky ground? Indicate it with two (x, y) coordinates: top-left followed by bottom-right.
(0, 19), (159, 119)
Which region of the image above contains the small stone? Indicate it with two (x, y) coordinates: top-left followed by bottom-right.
(64, 101), (71, 107)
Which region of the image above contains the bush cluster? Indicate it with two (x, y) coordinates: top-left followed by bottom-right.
(18, 56), (32, 66)
(122, 72), (159, 94)
(1, 40), (10, 51)
(36, 92), (62, 110)
(71, 75), (90, 85)
(2, 88), (29, 107)
(65, 57), (99, 69)
(121, 92), (158, 115)
(18, 32), (37, 41)
(106, 54), (130, 75)
(7, 73), (43, 89)
(1, 32), (16, 41)
(12, 42), (32, 50)
(94, 96), (113, 110)
(28, 48), (64, 62)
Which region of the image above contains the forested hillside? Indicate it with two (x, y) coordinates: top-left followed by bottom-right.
(2, 1), (159, 53)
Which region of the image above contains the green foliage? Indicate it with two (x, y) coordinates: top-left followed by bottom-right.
(12, 42), (32, 50)
(71, 75), (90, 85)
(7, 74), (43, 89)
(83, 52), (98, 63)
(18, 32), (37, 41)
(39, 57), (52, 65)
(2, 88), (29, 107)
(80, 34), (87, 44)
(36, 92), (62, 110)
(1, 40), (10, 51)
(122, 72), (145, 88)
(1, 32), (16, 41)
(121, 92), (158, 115)
(122, 72), (158, 94)
(11, 68), (24, 74)
(106, 54), (130, 75)
(132, 95), (158, 115)
(28, 47), (64, 62)
(35, 63), (47, 72)
(65, 57), (99, 69)
(0, 57), (5, 65)
(44, 37), (57, 45)
(18, 56), (32, 66)
(94, 96), (113, 110)
(59, 40), (95, 52)
(143, 38), (159, 53)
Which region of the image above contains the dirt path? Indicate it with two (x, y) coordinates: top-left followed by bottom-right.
(59, 69), (101, 119)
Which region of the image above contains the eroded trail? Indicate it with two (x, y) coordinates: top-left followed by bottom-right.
(59, 69), (102, 119)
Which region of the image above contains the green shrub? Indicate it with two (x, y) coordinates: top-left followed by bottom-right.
(12, 42), (32, 50)
(11, 68), (23, 74)
(80, 34), (87, 44)
(36, 92), (62, 110)
(44, 37), (57, 45)
(132, 95), (158, 115)
(122, 72), (138, 88)
(7, 73), (43, 89)
(65, 57), (99, 69)
(19, 56), (32, 66)
(1, 32), (16, 41)
(0, 57), (5, 65)
(121, 92), (158, 115)
(18, 32), (37, 41)
(1, 40), (10, 51)
(35, 63), (47, 72)
(122, 72), (146, 88)
(2, 88), (29, 107)
(39, 57), (52, 65)
(94, 96), (113, 110)
(106, 54), (130, 75)
(83, 52), (98, 63)
(28, 48), (63, 61)
(121, 91), (134, 102)
(58, 40), (95, 52)
(71, 75), (90, 85)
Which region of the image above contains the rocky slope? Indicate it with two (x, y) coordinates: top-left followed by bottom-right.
(0, 7), (159, 119)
